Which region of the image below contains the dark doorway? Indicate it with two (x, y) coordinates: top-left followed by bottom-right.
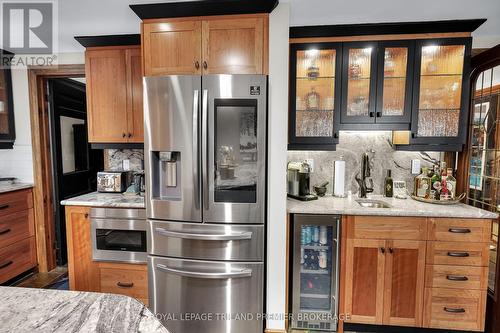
(47, 78), (103, 266)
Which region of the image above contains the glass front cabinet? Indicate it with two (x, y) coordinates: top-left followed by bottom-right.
(0, 50), (15, 149)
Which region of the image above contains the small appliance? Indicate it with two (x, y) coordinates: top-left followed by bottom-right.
(97, 171), (133, 193)
(287, 161), (318, 201)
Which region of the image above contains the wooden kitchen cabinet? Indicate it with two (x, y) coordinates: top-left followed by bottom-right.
(142, 14), (268, 76)
(85, 46), (144, 143)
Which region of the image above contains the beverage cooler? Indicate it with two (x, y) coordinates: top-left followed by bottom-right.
(291, 214), (340, 331)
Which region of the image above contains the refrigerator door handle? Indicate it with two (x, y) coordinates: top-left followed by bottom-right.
(156, 264), (252, 279)
(193, 89), (200, 209)
(155, 227), (252, 241)
(202, 89), (209, 209)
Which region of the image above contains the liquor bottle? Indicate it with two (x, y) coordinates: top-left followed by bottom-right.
(439, 172), (449, 201)
(446, 168), (457, 199)
(384, 170), (393, 198)
(415, 167), (431, 198)
(430, 165), (441, 200)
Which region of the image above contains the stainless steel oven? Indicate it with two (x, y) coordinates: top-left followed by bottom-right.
(90, 208), (147, 264)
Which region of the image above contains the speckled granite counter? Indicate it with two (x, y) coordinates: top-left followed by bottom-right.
(61, 192), (145, 209)
(0, 181), (33, 194)
(0, 286), (167, 333)
(287, 195), (499, 219)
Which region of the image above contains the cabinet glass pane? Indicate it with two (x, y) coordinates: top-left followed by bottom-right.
(346, 48), (372, 117)
(0, 70), (10, 135)
(300, 225), (334, 312)
(382, 47), (408, 116)
(295, 49), (336, 137)
(417, 45), (465, 137)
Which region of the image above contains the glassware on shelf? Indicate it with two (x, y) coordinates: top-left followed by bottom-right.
(306, 87), (320, 111)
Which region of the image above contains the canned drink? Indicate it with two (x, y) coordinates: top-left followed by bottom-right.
(300, 247), (305, 265)
(319, 226), (328, 245)
(301, 226), (307, 245)
(305, 226), (312, 245)
(312, 226), (320, 243)
(319, 250), (327, 269)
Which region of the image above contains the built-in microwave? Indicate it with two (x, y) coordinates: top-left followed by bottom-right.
(90, 208), (147, 264)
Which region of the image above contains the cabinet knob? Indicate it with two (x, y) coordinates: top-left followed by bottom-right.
(389, 247), (394, 254)
(376, 112), (382, 117)
(380, 247), (385, 254)
(411, 132), (416, 138)
(369, 112), (375, 118)
(84, 213), (89, 218)
(203, 61), (208, 69)
(122, 133), (126, 138)
(128, 133), (132, 138)
(195, 61), (200, 69)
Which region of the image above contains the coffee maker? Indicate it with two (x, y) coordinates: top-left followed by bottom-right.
(287, 161), (318, 201)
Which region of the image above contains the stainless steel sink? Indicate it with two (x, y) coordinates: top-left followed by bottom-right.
(356, 199), (392, 208)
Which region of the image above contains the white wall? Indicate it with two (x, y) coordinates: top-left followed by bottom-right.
(267, 3), (290, 331)
(0, 53), (84, 182)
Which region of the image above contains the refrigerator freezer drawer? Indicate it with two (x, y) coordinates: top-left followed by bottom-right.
(148, 220), (264, 261)
(149, 256), (264, 333)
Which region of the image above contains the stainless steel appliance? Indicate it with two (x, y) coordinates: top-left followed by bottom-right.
(97, 171), (133, 193)
(90, 208), (147, 263)
(291, 214), (340, 331)
(145, 74), (267, 333)
(287, 161), (318, 201)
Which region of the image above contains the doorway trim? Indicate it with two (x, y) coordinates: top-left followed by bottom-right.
(28, 64), (85, 272)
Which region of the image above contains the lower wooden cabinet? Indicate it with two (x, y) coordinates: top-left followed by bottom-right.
(99, 262), (148, 306)
(0, 237), (36, 283)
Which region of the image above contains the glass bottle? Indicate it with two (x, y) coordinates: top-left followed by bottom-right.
(430, 165), (441, 200)
(384, 169), (393, 198)
(439, 172), (449, 201)
(306, 87), (320, 111)
(415, 167), (431, 198)
(446, 168), (457, 199)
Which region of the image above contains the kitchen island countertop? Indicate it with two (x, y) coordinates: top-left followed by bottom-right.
(287, 195), (499, 219)
(61, 191), (145, 208)
(0, 286), (167, 333)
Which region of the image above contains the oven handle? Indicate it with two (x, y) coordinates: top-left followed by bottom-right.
(155, 227), (252, 241)
(156, 264), (252, 279)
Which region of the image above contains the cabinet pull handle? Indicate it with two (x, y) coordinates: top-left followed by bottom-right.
(411, 132), (416, 138)
(116, 281), (134, 288)
(369, 112), (375, 117)
(0, 204), (9, 210)
(0, 228), (11, 235)
(0, 260), (13, 269)
(203, 61), (208, 69)
(447, 251), (469, 258)
(446, 275), (468, 281)
(444, 307), (465, 313)
(195, 61), (200, 69)
(380, 247), (385, 254)
(448, 228), (471, 234)
(376, 111), (382, 117)
(122, 133), (126, 138)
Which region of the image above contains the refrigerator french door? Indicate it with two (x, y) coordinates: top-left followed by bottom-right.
(291, 214), (340, 331)
(144, 74), (267, 333)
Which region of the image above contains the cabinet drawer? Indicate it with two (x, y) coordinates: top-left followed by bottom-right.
(99, 263), (148, 304)
(426, 242), (489, 267)
(0, 237), (36, 284)
(0, 209), (34, 249)
(0, 189), (33, 219)
(425, 265), (488, 290)
(347, 216), (427, 240)
(428, 218), (491, 242)
(424, 288), (486, 331)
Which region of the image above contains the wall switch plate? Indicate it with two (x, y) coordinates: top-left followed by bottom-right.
(411, 159), (421, 175)
(123, 159), (130, 171)
(305, 159), (314, 173)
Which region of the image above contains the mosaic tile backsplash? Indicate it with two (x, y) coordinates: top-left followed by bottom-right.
(288, 131), (442, 196)
(104, 149), (144, 171)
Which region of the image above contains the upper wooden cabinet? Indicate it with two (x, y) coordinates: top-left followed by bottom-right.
(142, 14), (268, 76)
(85, 46), (144, 143)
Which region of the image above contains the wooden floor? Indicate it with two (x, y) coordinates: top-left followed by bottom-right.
(14, 266), (68, 289)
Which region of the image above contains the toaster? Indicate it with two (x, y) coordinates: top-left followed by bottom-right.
(97, 171), (133, 193)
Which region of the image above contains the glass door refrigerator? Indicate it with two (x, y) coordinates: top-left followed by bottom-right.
(291, 214), (340, 331)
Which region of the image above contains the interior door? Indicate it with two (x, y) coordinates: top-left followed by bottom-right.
(202, 75), (267, 224)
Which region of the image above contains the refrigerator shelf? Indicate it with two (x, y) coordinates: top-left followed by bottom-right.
(301, 268), (330, 275)
(302, 244), (330, 250)
(300, 293), (331, 299)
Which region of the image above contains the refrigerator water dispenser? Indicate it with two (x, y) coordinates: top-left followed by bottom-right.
(151, 151), (182, 200)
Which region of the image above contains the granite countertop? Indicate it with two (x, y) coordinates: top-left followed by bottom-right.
(287, 195), (499, 219)
(0, 180), (33, 194)
(61, 192), (145, 209)
(0, 286), (168, 333)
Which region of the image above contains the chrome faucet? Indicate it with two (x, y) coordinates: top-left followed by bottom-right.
(355, 152), (374, 198)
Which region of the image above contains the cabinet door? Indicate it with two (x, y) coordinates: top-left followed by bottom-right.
(375, 41), (414, 124)
(345, 238), (386, 324)
(340, 42), (378, 124)
(143, 20), (202, 76)
(383, 240), (426, 327)
(289, 43), (342, 149)
(65, 206), (99, 292)
(410, 38), (471, 146)
(85, 49), (129, 142)
(202, 16), (264, 74)
(126, 47), (144, 143)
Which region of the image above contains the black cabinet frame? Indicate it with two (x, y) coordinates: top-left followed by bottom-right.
(288, 42), (342, 150)
(0, 50), (15, 149)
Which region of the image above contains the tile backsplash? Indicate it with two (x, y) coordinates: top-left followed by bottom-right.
(104, 149), (144, 171)
(288, 132), (442, 196)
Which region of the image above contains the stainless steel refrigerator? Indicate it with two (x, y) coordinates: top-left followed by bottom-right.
(144, 75), (267, 333)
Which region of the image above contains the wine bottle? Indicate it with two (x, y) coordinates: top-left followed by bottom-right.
(384, 170), (393, 198)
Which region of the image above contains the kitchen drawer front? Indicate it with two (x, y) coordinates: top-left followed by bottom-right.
(0, 189), (33, 219)
(426, 242), (489, 267)
(148, 220), (264, 261)
(425, 265), (488, 290)
(0, 209), (34, 249)
(347, 216), (427, 240)
(423, 288), (486, 331)
(99, 262), (148, 304)
(0, 236), (36, 283)
(428, 218), (491, 243)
